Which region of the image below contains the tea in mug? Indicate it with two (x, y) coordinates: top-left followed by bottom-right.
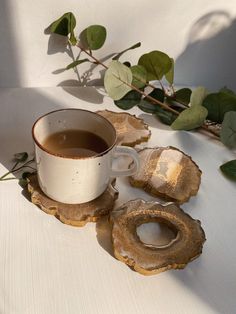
(43, 129), (109, 158)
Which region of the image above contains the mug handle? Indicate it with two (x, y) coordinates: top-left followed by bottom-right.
(110, 146), (140, 177)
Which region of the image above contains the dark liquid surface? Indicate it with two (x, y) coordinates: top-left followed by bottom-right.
(43, 129), (109, 157)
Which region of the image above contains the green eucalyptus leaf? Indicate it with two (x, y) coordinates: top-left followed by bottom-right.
(104, 61), (132, 100)
(203, 92), (236, 123)
(144, 88), (165, 103)
(69, 31), (77, 46)
(175, 88), (192, 105)
(19, 178), (28, 188)
(171, 106), (208, 130)
(114, 90), (141, 110)
(190, 86), (208, 107)
(220, 111), (236, 148)
(112, 42), (141, 60)
(138, 50), (172, 81)
(165, 58), (174, 85)
(66, 59), (90, 70)
(220, 160), (236, 181)
(155, 107), (177, 125)
(86, 25), (106, 50)
(14, 152), (28, 163)
(219, 87), (236, 96)
(22, 172), (32, 179)
(165, 98), (186, 113)
(130, 65), (147, 88)
(138, 99), (158, 113)
(50, 12), (76, 37)
(138, 99), (177, 125)
(79, 28), (89, 49)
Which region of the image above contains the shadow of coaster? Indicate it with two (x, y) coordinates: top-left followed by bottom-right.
(27, 174), (119, 227)
(96, 110), (151, 146)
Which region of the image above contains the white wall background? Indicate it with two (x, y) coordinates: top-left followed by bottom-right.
(0, 0), (236, 90)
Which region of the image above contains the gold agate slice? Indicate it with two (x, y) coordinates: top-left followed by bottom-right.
(130, 147), (202, 204)
(96, 110), (151, 146)
(111, 199), (206, 275)
(27, 174), (119, 227)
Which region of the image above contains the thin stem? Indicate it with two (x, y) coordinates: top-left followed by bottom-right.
(0, 171), (12, 180)
(126, 82), (179, 115)
(12, 161), (19, 171)
(0, 160), (20, 180)
(79, 46), (108, 69)
(68, 43), (81, 83)
(167, 96), (189, 108)
(11, 158), (35, 173)
(0, 177), (18, 181)
(21, 166), (36, 171)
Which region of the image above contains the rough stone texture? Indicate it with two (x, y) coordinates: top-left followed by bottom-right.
(130, 147), (202, 203)
(97, 110), (151, 146)
(111, 199), (206, 275)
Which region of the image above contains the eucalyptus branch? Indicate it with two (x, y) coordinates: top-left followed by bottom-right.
(0, 157), (35, 181)
(78, 45), (108, 69)
(79, 45), (222, 141)
(12, 158), (35, 172)
(77, 45), (222, 137)
(127, 82), (179, 115)
(78, 44), (167, 101)
(48, 12), (236, 181)
(78, 45), (179, 115)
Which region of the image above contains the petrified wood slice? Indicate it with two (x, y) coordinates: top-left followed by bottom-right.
(27, 174), (119, 227)
(96, 110), (151, 146)
(130, 147), (202, 203)
(111, 199), (206, 275)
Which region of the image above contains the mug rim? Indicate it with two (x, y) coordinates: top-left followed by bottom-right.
(32, 108), (117, 159)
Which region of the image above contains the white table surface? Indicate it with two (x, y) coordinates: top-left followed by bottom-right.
(0, 86), (235, 314)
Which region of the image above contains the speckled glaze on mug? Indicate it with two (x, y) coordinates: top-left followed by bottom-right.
(32, 109), (139, 204)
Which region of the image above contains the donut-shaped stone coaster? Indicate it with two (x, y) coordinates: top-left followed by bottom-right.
(96, 110), (151, 146)
(129, 147), (202, 203)
(110, 199), (206, 275)
(27, 174), (119, 227)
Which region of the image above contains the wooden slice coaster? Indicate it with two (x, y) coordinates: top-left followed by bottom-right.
(96, 110), (151, 146)
(130, 147), (202, 204)
(111, 199), (206, 275)
(27, 174), (119, 227)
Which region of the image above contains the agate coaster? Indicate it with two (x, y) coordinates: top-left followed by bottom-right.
(130, 147), (202, 203)
(111, 199), (206, 275)
(97, 110), (151, 146)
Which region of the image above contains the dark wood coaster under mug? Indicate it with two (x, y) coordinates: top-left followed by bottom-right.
(26, 174), (119, 227)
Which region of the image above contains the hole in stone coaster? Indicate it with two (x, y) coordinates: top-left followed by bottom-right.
(136, 222), (178, 247)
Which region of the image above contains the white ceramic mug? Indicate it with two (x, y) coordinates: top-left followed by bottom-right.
(32, 109), (140, 204)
